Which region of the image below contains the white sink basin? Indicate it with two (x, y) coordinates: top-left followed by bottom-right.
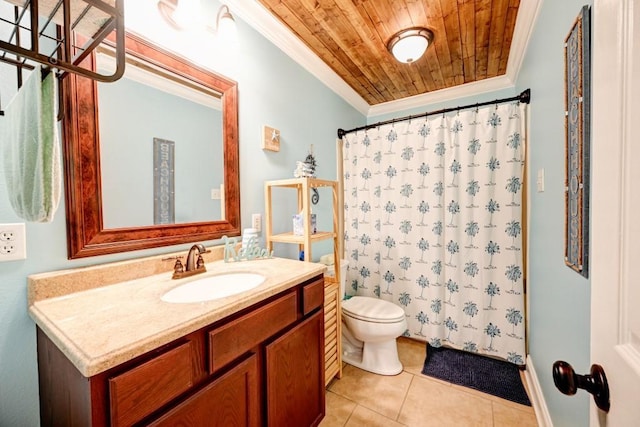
(161, 273), (266, 303)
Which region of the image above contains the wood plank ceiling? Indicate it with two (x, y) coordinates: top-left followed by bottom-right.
(257, 0), (521, 106)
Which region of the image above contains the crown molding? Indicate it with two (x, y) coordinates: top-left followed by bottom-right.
(367, 75), (515, 118)
(227, 0), (542, 118)
(505, 0), (544, 83)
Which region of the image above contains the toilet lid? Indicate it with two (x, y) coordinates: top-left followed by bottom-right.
(342, 296), (406, 323)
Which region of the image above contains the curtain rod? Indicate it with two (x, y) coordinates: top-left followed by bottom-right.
(337, 88), (531, 139)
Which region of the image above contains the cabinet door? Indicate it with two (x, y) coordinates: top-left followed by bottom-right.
(148, 353), (260, 427)
(266, 310), (324, 427)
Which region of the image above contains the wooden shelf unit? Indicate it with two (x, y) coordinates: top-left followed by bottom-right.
(264, 177), (342, 386)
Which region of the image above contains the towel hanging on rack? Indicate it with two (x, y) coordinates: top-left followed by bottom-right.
(1, 64), (61, 223)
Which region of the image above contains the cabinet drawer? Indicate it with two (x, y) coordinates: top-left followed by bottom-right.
(149, 353), (260, 427)
(109, 341), (194, 427)
(303, 277), (325, 315)
(209, 292), (297, 373)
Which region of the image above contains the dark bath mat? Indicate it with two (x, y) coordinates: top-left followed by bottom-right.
(421, 344), (531, 406)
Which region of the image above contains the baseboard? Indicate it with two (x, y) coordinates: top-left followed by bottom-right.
(525, 354), (554, 427)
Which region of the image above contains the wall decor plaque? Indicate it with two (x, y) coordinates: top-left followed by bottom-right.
(153, 138), (175, 225)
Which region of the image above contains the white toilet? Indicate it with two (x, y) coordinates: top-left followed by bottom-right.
(339, 261), (408, 375)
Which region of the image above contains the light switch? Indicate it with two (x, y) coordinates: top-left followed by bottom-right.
(252, 213), (262, 232)
(537, 169), (545, 192)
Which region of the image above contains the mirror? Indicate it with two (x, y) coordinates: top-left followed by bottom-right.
(95, 47), (225, 228)
(63, 32), (240, 258)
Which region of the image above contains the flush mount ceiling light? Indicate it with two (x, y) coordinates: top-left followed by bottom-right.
(387, 27), (434, 63)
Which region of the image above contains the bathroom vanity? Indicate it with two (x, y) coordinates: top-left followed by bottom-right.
(29, 255), (326, 426)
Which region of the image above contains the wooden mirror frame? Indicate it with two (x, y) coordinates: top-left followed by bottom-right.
(63, 33), (240, 259)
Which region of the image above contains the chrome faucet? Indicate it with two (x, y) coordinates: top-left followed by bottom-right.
(170, 243), (210, 279)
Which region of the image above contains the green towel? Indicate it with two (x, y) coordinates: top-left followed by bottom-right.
(1, 65), (61, 222)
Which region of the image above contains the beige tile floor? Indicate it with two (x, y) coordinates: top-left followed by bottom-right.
(321, 337), (539, 427)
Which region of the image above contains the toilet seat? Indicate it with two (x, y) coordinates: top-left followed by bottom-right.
(342, 296), (405, 324)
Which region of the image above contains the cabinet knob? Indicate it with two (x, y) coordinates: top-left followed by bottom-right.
(552, 360), (610, 413)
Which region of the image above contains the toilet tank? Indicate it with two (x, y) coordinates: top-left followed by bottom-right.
(321, 256), (349, 299)
(339, 260), (348, 299)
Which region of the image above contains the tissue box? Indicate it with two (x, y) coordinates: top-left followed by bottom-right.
(293, 214), (317, 235)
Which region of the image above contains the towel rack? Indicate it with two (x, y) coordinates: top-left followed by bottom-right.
(0, 0), (125, 115)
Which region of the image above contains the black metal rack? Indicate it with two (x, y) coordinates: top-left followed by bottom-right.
(0, 0), (126, 115)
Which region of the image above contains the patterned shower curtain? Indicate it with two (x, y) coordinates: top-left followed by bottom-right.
(341, 101), (526, 364)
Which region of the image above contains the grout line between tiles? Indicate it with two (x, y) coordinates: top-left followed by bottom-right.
(396, 370), (415, 423)
(328, 389), (358, 427)
(342, 403), (354, 427)
(345, 397), (357, 427)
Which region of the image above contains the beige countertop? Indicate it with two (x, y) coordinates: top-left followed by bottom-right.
(29, 257), (325, 377)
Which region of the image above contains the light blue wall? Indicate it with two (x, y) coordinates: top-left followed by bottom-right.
(98, 76), (224, 227)
(516, 1), (592, 426)
(365, 2), (593, 425)
(0, 5), (364, 425)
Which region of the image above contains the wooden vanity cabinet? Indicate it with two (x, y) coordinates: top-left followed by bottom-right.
(266, 310), (324, 427)
(37, 274), (325, 427)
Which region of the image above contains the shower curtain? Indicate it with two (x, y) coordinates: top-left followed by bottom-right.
(341, 102), (526, 364)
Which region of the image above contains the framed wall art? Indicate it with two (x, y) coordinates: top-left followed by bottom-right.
(564, 5), (591, 278)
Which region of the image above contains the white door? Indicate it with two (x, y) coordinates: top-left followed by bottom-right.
(591, 0), (640, 424)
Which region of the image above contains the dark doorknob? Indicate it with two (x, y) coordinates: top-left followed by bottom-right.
(552, 360), (610, 413)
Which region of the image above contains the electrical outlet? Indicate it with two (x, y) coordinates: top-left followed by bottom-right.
(0, 223), (26, 261)
(0, 230), (15, 241)
(252, 213), (262, 233)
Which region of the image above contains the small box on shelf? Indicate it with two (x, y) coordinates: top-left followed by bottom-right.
(293, 214), (316, 235)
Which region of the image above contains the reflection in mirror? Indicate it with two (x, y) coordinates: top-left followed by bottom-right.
(96, 49), (225, 228)
(63, 32), (240, 258)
